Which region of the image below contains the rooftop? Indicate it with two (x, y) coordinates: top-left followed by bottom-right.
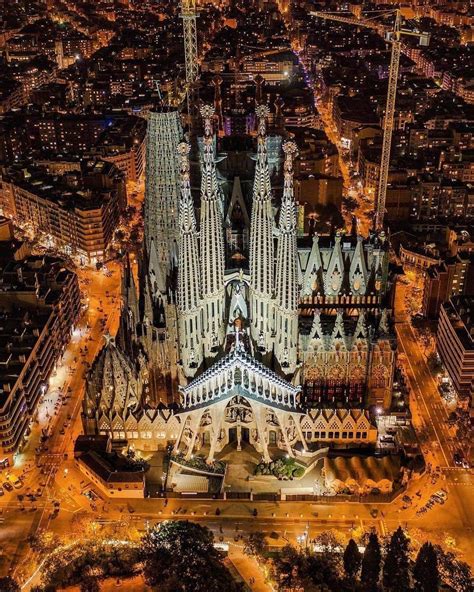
(443, 296), (474, 350)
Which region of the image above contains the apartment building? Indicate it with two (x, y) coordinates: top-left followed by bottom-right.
(437, 296), (474, 403)
(0, 257), (81, 465)
(0, 160), (125, 263)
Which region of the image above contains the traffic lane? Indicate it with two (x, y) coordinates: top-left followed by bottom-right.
(4, 265), (122, 574)
(396, 323), (452, 467)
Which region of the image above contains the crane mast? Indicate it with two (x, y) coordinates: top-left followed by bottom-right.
(180, 0), (199, 119)
(310, 9), (404, 230)
(376, 11), (401, 230)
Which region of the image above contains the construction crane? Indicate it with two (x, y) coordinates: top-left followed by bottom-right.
(180, 0), (199, 119)
(311, 10), (428, 230)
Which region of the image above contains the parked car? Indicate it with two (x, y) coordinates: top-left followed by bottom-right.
(10, 477), (22, 489)
(3, 482), (13, 492)
(0, 487), (4, 496)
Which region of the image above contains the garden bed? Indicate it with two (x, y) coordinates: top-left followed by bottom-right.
(254, 457), (305, 480)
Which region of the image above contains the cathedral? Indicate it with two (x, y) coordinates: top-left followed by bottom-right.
(82, 104), (395, 462)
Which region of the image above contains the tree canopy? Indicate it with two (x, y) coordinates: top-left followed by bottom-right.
(361, 531), (382, 592)
(343, 539), (362, 579)
(383, 527), (410, 592)
(0, 577), (20, 592)
(140, 520), (242, 592)
(413, 542), (439, 592)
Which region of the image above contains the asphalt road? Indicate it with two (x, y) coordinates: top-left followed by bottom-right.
(0, 261), (121, 582)
(2, 226), (474, 589)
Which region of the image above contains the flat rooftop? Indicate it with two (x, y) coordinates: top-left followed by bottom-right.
(443, 296), (474, 350)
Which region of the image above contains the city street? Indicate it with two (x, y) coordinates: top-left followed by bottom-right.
(293, 48), (374, 236)
(0, 261), (122, 582)
(394, 280), (474, 561)
(0, 265), (473, 589)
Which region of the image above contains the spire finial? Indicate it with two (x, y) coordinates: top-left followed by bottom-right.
(103, 332), (115, 347)
(279, 141), (298, 233)
(200, 104), (215, 138)
(177, 142), (196, 233)
(255, 104), (270, 137)
(283, 140), (298, 176)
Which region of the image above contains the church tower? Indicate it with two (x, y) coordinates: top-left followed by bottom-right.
(199, 105), (226, 359)
(249, 105), (275, 353)
(117, 254), (139, 358)
(275, 141), (299, 374)
(144, 108), (183, 292)
(177, 142), (203, 377)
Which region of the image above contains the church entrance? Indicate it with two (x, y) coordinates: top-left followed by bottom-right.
(228, 426), (250, 447)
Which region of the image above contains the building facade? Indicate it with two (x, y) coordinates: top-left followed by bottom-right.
(83, 106), (396, 460)
(0, 257), (81, 465)
(0, 160), (125, 263)
(437, 296), (474, 403)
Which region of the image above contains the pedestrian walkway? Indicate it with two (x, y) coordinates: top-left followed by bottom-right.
(228, 547), (272, 592)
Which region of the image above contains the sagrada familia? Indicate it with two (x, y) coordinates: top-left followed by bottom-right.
(82, 105), (396, 463)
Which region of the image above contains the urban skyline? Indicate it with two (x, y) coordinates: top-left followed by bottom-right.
(0, 1), (473, 591)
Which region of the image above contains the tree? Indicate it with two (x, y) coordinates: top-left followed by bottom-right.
(413, 542), (439, 592)
(244, 532), (266, 558)
(0, 577), (20, 592)
(140, 520), (242, 592)
(427, 352), (442, 372)
(273, 545), (345, 591)
(271, 545), (313, 591)
(434, 545), (473, 592)
(383, 527), (410, 592)
(361, 532), (381, 592)
(313, 530), (344, 552)
(343, 539), (362, 579)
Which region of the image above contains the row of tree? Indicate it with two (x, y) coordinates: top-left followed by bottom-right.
(3, 521), (242, 592)
(3, 522), (472, 592)
(248, 527), (473, 592)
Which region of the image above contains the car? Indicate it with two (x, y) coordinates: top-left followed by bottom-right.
(0, 487), (4, 496)
(3, 482), (13, 492)
(435, 489), (448, 500)
(453, 452), (463, 467)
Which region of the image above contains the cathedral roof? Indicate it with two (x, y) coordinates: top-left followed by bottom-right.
(299, 310), (393, 340)
(180, 342), (301, 412)
(85, 335), (141, 417)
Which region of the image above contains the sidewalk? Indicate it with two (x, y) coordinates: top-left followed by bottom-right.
(228, 547), (273, 592)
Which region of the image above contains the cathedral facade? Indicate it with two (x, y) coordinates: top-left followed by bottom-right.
(83, 105), (395, 461)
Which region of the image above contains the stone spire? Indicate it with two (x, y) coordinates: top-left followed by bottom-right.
(200, 105), (226, 359)
(249, 105), (275, 353)
(144, 109), (183, 282)
(177, 141), (203, 377)
(275, 141), (299, 374)
(117, 254), (139, 356)
(83, 335), (142, 433)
